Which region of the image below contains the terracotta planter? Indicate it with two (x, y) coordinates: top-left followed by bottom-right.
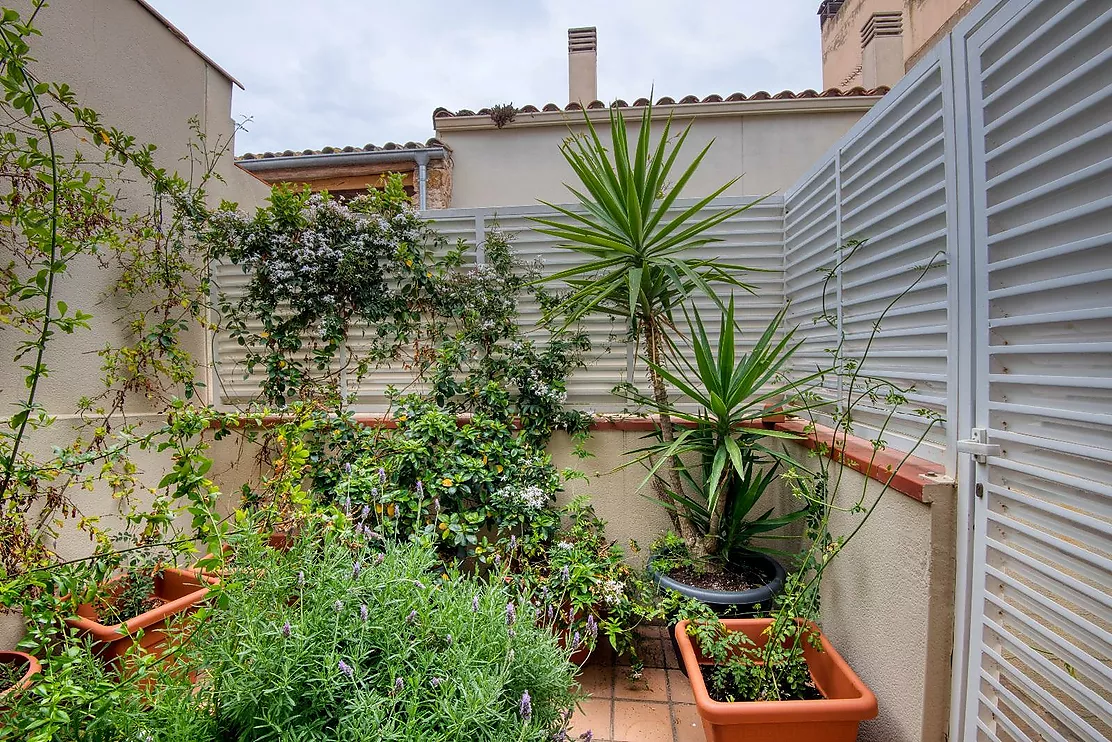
(0, 651), (40, 705)
(66, 567), (217, 663)
(674, 618), (877, 742)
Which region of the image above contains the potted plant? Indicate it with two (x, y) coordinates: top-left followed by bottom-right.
(0, 651), (40, 704)
(66, 567), (216, 662)
(503, 497), (653, 668)
(532, 105), (813, 618)
(628, 299), (818, 669)
(674, 615), (877, 741)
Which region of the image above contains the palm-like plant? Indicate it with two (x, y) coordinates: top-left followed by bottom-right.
(631, 298), (819, 559)
(531, 103), (763, 544)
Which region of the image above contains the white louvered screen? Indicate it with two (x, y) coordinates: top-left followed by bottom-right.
(962, 0), (1112, 740)
(783, 55), (952, 466)
(212, 200), (783, 413)
(474, 206), (630, 411)
(783, 158), (840, 418)
(343, 211), (478, 408)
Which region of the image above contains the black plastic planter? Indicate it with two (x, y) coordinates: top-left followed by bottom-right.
(647, 551), (787, 677)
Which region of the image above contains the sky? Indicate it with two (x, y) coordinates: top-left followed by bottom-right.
(147, 1), (824, 156)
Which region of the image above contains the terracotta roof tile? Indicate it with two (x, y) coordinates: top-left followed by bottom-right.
(432, 87), (889, 119)
(237, 137), (447, 161)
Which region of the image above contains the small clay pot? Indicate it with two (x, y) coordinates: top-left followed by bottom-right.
(0, 651), (40, 705)
(66, 567), (217, 663)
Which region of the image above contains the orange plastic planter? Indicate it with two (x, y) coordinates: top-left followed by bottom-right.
(674, 619), (877, 742)
(0, 651), (40, 706)
(66, 568), (217, 663)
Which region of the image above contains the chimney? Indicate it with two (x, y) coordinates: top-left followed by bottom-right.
(568, 27), (597, 105)
(860, 11), (903, 88)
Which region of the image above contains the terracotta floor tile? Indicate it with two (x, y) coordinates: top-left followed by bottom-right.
(614, 667), (669, 701)
(611, 700), (673, 742)
(638, 639), (669, 668)
(663, 639), (683, 670)
(577, 661), (615, 699)
(672, 703), (704, 742)
(666, 669), (695, 705)
(569, 698), (611, 740)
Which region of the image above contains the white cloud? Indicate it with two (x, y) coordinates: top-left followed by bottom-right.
(148, 0), (822, 154)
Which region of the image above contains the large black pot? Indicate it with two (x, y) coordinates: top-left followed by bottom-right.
(647, 551), (786, 676)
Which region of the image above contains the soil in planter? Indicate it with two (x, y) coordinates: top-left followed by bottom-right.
(0, 658), (28, 694)
(97, 572), (162, 625)
(665, 558), (773, 593)
(699, 663), (823, 703)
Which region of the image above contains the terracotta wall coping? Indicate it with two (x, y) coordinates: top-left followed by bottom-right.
(217, 411), (949, 503)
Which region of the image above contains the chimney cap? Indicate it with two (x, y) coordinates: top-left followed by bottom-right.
(568, 26), (597, 53)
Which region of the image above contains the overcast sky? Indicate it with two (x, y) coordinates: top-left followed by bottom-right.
(148, 1), (823, 156)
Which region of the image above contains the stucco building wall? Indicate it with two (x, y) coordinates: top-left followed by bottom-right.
(436, 100), (878, 209)
(0, 0), (267, 649)
(822, 0), (983, 89)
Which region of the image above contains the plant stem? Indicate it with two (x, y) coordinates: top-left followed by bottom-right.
(0, 54), (60, 499)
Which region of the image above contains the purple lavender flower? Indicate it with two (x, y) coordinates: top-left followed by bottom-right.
(354, 522), (364, 536)
(510, 534), (517, 550)
(360, 604), (368, 621)
(413, 580), (426, 589)
(352, 562), (362, 578)
(445, 634), (452, 647)
(561, 565), (570, 582)
(297, 571), (305, 587)
(335, 600), (344, 612)
(430, 677), (443, 688)
(553, 731), (568, 742)
(547, 605), (555, 621)
(519, 690), (532, 723)
(344, 462), (352, 474)
(586, 615), (598, 640)
(407, 610), (418, 624)
(505, 602), (517, 627)
(472, 595), (480, 612)
(493, 554), (502, 568)
(338, 660), (354, 679)
(432, 498), (440, 514)
(572, 631), (581, 648)
(416, 480), (424, 496)
(394, 677), (404, 693)
(579, 731), (593, 742)
(361, 504), (371, 520)
(568, 607), (575, 625)
(281, 621), (291, 638)
(374, 553), (385, 565)
(379, 467), (386, 483)
(343, 496), (352, 514)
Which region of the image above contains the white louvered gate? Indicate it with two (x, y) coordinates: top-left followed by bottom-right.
(956, 0), (1112, 740)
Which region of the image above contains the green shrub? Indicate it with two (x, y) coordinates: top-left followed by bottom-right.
(196, 521), (580, 741)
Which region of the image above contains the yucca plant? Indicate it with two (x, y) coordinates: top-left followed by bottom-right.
(531, 102), (764, 544)
(629, 297), (820, 560)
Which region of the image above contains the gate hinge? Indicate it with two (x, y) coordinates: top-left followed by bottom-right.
(957, 427), (1001, 463)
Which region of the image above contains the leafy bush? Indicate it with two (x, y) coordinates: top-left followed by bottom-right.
(505, 498), (652, 665)
(196, 522), (580, 741)
(334, 396), (563, 555)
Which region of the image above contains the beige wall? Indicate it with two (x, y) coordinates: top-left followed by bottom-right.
(0, 0), (267, 650)
(436, 101), (875, 209)
(822, 0), (982, 89)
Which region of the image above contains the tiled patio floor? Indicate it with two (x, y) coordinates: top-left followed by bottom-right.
(570, 626), (704, 742)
